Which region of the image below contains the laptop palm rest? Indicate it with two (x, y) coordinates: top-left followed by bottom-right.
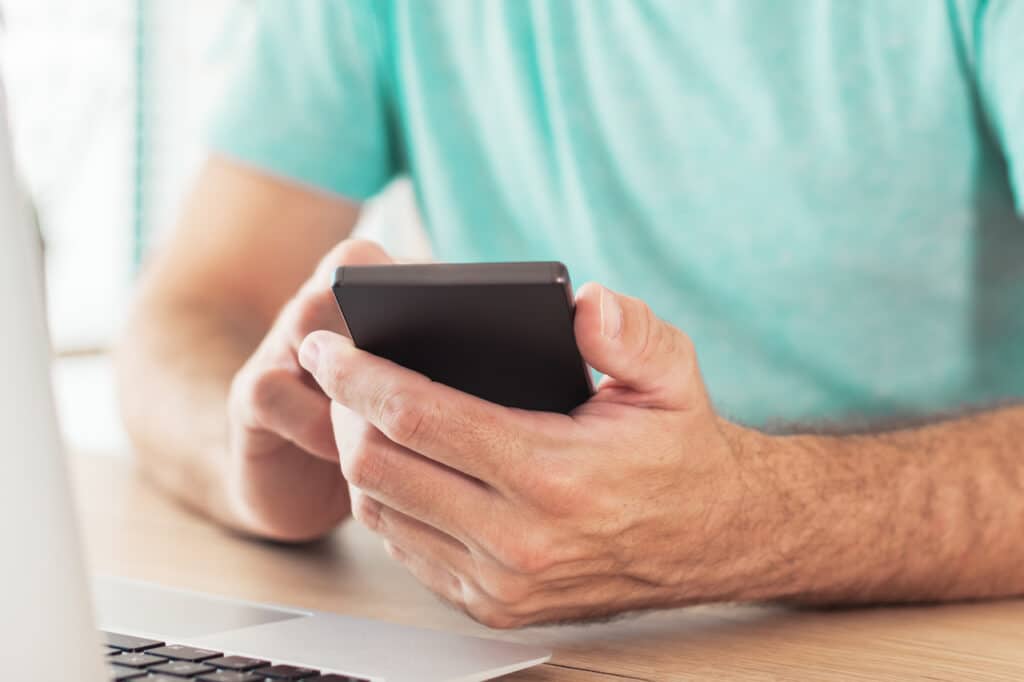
(92, 576), (551, 681)
(192, 612), (550, 682)
(92, 576), (306, 639)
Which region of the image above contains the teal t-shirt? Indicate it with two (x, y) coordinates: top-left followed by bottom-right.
(210, 0), (1024, 427)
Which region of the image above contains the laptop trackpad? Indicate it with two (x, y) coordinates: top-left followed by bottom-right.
(92, 576), (307, 639)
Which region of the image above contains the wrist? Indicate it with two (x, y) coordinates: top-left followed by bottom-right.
(725, 427), (929, 605)
(709, 423), (837, 602)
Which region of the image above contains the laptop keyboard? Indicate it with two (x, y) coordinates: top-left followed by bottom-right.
(103, 632), (370, 682)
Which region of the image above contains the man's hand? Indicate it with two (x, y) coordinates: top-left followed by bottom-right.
(225, 239), (393, 541)
(301, 275), (1024, 623)
(298, 282), (780, 626)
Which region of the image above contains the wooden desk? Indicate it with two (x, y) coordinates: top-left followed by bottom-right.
(73, 454), (1024, 681)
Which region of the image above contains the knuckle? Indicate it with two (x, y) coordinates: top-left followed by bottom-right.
(492, 530), (557, 576)
(625, 299), (698, 377)
(276, 297), (320, 348)
(631, 298), (695, 364)
(340, 433), (387, 492)
(245, 370), (288, 423)
(319, 238), (388, 275)
(660, 318), (695, 362)
(275, 296), (302, 327)
(479, 570), (534, 608)
(315, 350), (351, 399)
(675, 329), (699, 371)
(632, 302), (663, 364)
(382, 540), (405, 561)
(464, 597), (523, 630)
(523, 461), (585, 517)
(332, 405), (368, 459)
(291, 294), (333, 338)
(333, 238), (381, 263)
(376, 387), (429, 446)
(350, 490), (384, 532)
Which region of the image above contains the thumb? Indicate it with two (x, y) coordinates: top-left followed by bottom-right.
(574, 283), (707, 409)
(287, 239), (394, 346)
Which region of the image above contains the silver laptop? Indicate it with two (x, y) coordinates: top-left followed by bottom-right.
(0, 76), (549, 682)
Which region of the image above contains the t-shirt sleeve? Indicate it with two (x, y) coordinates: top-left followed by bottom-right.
(978, 0), (1024, 215)
(206, 1), (396, 201)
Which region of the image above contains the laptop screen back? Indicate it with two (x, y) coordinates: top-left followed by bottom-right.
(0, 68), (105, 681)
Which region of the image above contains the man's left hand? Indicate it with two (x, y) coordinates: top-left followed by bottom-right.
(299, 283), (782, 627)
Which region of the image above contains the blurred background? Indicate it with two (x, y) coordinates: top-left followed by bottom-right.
(1, 0), (425, 455)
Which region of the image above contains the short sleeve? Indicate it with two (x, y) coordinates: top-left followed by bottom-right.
(977, 0), (1024, 214)
(206, 1), (397, 200)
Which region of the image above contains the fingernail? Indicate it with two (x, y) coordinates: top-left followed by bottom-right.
(600, 286), (623, 339)
(299, 337), (321, 372)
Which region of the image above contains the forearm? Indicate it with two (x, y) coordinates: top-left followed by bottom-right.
(115, 295), (262, 528)
(736, 406), (1024, 604)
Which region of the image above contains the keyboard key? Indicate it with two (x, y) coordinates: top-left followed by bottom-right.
(198, 672), (265, 682)
(146, 677), (199, 682)
(148, 660), (217, 677)
(148, 644), (222, 661)
(107, 663), (147, 680)
(320, 676), (370, 681)
(205, 655), (269, 671)
(103, 632), (165, 652)
(108, 651), (167, 668)
(254, 663), (321, 679)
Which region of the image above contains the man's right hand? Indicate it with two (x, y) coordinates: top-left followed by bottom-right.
(224, 239), (393, 541)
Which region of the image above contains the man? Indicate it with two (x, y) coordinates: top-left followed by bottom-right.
(117, 1), (1024, 628)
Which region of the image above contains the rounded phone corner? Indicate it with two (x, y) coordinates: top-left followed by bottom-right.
(551, 261), (570, 285)
(331, 266), (346, 289)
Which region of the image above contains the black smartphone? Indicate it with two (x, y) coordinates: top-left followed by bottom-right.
(332, 261), (594, 414)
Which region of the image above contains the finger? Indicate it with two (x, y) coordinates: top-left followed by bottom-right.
(334, 405), (498, 534)
(333, 405), (500, 542)
(241, 367), (337, 460)
(350, 488), (475, 577)
(574, 282), (707, 409)
(385, 541), (467, 612)
(226, 439), (349, 542)
(285, 239), (394, 348)
(305, 238), (394, 296)
(300, 330), (567, 482)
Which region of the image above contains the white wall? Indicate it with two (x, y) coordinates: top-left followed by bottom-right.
(2, 0), (135, 350)
(2, 0), (429, 353)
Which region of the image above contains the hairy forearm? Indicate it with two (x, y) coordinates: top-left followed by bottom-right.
(737, 406), (1024, 604)
(115, 296), (262, 528)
